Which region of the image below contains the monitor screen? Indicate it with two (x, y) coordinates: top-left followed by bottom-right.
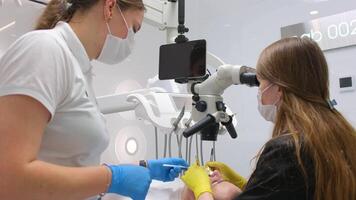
(159, 40), (206, 80)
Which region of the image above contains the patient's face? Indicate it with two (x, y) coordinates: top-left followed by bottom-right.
(181, 170), (242, 200)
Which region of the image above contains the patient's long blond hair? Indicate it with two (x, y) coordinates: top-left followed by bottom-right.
(256, 37), (356, 200)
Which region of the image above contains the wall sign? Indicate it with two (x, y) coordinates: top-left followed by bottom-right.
(281, 9), (356, 51)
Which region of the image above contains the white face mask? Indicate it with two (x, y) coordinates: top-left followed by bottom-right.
(257, 84), (280, 123)
(97, 7), (135, 65)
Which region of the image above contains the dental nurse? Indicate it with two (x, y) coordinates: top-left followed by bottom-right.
(0, 0), (187, 199)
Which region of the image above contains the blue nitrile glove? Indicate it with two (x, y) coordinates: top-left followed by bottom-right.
(147, 158), (189, 182)
(106, 165), (152, 200)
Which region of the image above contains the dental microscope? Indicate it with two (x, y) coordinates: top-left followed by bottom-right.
(157, 0), (259, 142)
(156, 0), (260, 166)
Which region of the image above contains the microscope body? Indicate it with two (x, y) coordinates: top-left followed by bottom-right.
(183, 65), (259, 141)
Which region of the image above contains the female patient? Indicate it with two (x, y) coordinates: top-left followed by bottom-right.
(181, 37), (356, 200)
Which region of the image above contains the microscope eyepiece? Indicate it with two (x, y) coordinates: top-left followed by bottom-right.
(240, 72), (260, 87)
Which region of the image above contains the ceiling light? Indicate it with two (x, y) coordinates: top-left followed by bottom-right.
(125, 138), (138, 155)
(310, 10), (319, 15)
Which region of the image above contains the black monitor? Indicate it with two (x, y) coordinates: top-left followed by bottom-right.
(159, 39), (206, 81)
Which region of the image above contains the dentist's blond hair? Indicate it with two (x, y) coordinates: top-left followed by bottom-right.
(35, 0), (145, 30)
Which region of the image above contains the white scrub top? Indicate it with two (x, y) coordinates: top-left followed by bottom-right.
(0, 22), (110, 167)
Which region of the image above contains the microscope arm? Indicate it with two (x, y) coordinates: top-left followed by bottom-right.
(191, 65), (259, 96)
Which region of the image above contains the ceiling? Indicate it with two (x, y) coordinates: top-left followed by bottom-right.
(0, 0), (352, 55)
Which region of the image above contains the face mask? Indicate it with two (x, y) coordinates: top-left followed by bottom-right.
(97, 6), (135, 65)
(257, 84), (280, 123)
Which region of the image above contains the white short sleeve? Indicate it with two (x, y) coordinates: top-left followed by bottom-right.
(0, 31), (70, 118)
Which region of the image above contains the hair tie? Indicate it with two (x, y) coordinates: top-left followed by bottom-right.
(65, 0), (73, 9)
(327, 99), (337, 110)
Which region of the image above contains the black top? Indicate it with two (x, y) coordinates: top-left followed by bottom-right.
(235, 135), (315, 200)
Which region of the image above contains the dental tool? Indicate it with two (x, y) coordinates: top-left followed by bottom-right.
(210, 148), (214, 162)
(168, 105), (186, 157)
(154, 126), (159, 159)
(210, 142), (216, 162)
(184, 117), (193, 164)
(205, 166), (214, 176)
(200, 134), (204, 165)
(163, 164), (188, 170)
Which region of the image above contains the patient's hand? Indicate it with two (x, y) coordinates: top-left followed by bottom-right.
(181, 170), (242, 200)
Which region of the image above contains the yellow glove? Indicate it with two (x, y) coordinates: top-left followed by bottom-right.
(205, 161), (247, 189)
(181, 162), (212, 199)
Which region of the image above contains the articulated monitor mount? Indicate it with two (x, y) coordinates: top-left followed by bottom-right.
(169, 0), (189, 43)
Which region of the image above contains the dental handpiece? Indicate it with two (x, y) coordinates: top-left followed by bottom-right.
(162, 164), (189, 170)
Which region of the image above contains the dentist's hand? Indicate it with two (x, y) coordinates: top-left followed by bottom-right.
(106, 165), (152, 200)
(206, 161), (247, 189)
(147, 158), (188, 182)
(181, 162), (212, 199)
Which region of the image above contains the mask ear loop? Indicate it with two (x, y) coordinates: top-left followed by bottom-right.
(117, 5), (130, 36)
(105, 4), (128, 37)
(106, 23), (112, 35)
(260, 83), (274, 94)
(270, 85), (281, 106)
(260, 83), (280, 105)
(272, 95), (281, 106)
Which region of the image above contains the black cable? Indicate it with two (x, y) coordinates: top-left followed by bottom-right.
(200, 134), (204, 165)
(213, 141), (216, 161)
(163, 134), (168, 158)
(195, 133), (199, 164)
(188, 136), (193, 165)
(185, 137), (189, 162)
(28, 0), (47, 6)
(176, 133), (181, 158)
(168, 131), (172, 157)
